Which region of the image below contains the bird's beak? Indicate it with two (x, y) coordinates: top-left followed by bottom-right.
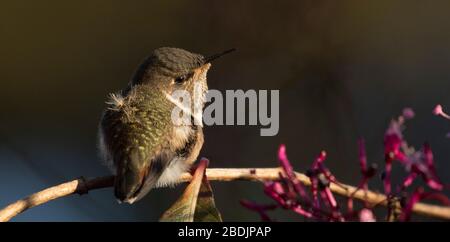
(204, 48), (236, 63)
(195, 63), (211, 75)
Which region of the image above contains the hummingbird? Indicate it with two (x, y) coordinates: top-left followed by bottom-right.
(98, 47), (234, 204)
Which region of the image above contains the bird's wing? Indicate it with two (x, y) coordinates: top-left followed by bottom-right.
(99, 87), (175, 203)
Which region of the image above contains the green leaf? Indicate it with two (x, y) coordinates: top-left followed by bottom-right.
(159, 159), (222, 222)
(194, 175), (222, 222)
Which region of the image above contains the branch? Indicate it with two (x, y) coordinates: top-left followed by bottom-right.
(1, 168), (449, 222)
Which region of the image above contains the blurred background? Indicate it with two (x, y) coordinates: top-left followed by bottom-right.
(1, 0), (450, 221)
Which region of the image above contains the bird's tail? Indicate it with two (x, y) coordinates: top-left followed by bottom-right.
(114, 156), (158, 204)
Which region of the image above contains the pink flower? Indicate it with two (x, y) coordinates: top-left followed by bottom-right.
(433, 104), (443, 116)
(348, 139), (378, 211)
(243, 115), (449, 222)
(358, 139), (367, 173)
(359, 208), (376, 222)
(402, 107), (415, 119)
(240, 200), (277, 221)
(401, 143), (444, 191)
(277, 144), (310, 200)
(433, 104), (450, 120)
(400, 188), (450, 221)
(278, 145), (290, 171)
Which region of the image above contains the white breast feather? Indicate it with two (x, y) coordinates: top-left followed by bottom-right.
(170, 125), (193, 149)
(155, 157), (191, 188)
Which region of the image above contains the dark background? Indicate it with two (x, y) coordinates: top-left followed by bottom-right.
(1, 1), (449, 221)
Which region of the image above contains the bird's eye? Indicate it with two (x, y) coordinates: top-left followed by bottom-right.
(174, 72), (194, 84)
(174, 75), (187, 84)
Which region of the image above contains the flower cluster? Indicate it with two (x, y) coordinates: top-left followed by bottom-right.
(242, 106), (450, 221)
(433, 104), (450, 138)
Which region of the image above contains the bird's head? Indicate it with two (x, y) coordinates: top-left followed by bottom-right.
(129, 47), (235, 97)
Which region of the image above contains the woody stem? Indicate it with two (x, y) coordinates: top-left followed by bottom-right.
(0, 167), (449, 222)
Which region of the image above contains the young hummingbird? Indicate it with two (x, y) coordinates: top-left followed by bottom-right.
(98, 47), (234, 204)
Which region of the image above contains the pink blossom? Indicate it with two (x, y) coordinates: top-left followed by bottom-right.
(277, 144), (309, 200)
(358, 139), (367, 173)
(400, 144), (444, 191)
(240, 200), (277, 221)
(359, 208), (376, 222)
(243, 112), (449, 222)
(433, 104), (450, 120)
(402, 107), (415, 119)
(433, 104), (450, 137)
